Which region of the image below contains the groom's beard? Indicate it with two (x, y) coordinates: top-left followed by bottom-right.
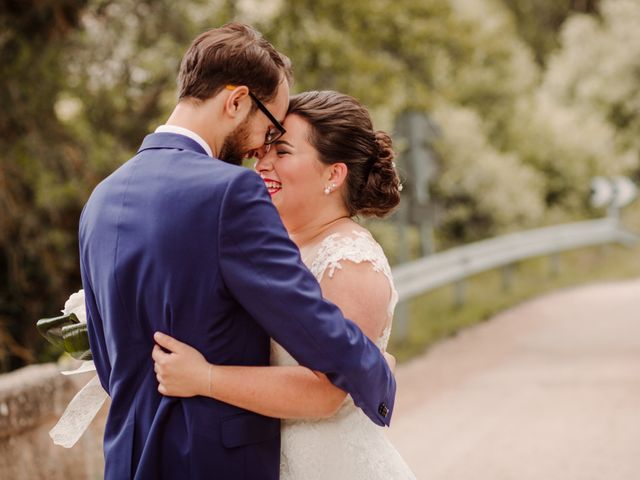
(219, 116), (252, 166)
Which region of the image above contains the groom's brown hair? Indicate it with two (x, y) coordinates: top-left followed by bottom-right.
(177, 23), (292, 104)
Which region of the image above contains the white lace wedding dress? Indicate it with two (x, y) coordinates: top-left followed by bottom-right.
(271, 230), (417, 480)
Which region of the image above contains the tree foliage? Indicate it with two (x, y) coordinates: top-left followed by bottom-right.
(500, 0), (600, 64)
(0, 0), (233, 371)
(542, 0), (640, 171)
(1, 0), (637, 372)
(1, 0), (91, 370)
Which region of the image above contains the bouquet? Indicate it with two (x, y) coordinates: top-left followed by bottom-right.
(36, 290), (92, 361)
(35, 290), (107, 448)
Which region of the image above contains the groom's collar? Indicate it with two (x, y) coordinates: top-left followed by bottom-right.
(154, 125), (213, 157)
(137, 132), (214, 158)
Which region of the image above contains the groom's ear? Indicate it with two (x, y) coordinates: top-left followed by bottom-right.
(223, 85), (250, 119)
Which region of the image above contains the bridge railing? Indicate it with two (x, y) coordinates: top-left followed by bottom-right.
(390, 217), (638, 341)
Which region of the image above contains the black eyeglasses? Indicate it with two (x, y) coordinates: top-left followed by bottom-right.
(226, 86), (286, 145)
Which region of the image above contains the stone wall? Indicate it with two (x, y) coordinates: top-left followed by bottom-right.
(0, 363), (106, 480)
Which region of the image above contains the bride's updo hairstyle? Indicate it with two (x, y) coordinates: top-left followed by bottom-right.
(287, 91), (401, 217)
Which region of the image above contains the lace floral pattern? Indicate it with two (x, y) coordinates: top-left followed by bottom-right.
(271, 230), (416, 480)
(309, 230), (399, 339)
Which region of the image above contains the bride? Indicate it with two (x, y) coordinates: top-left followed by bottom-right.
(152, 90), (416, 479)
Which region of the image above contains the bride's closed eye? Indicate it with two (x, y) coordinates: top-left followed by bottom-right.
(275, 140), (294, 156)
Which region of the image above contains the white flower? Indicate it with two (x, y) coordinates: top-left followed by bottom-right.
(62, 290), (87, 324)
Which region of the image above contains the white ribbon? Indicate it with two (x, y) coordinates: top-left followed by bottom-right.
(50, 362), (108, 448)
(61, 360), (97, 376)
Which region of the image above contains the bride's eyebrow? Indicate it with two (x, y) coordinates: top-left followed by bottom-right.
(275, 140), (294, 149)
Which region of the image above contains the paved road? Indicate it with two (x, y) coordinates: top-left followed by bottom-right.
(386, 279), (640, 480)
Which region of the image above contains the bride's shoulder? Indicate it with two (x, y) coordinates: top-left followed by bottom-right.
(310, 223), (390, 281)
(312, 225), (396, 339)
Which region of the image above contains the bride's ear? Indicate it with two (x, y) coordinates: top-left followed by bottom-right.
(328, 163), (348, 188)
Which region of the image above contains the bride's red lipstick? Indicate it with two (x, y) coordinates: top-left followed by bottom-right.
(262, 177), (282, 196)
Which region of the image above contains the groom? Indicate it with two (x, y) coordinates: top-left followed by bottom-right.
(80, 23), (396, 480)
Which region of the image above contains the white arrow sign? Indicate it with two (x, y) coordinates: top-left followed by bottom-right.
(591, 176), (638, 209)
(611, 176), (638, 208)
(590, 177), (613, 208)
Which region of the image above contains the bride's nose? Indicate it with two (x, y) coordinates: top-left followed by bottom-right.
(254, 148), (275, 174)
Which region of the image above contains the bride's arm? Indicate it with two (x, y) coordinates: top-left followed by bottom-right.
(153, 342), (345, 419)
(152, 261), (393, 419)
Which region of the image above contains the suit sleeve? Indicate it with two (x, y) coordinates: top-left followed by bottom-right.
(218, 170), (396, 426)
(79, 206), (112, 395)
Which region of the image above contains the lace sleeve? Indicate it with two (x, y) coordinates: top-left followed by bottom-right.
(309, 231), (398, 350)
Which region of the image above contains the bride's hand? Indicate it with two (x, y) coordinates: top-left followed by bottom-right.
(152, 332), (210, 398)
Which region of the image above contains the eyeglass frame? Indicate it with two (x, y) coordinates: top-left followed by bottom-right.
(225, 85), (286, 145)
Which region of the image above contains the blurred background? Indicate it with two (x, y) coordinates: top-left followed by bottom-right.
(2, 0), (640, 478)
(2, 0), (639, 372)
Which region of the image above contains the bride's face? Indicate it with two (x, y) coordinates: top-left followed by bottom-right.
(254, 114), (331, 228)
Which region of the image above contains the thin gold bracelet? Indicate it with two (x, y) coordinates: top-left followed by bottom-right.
(208, 364), (213, 397)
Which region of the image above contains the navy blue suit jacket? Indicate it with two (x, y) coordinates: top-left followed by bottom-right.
(80, 133), (396, 479)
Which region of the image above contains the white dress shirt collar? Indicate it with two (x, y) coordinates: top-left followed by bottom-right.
(154, 125), (213, 158)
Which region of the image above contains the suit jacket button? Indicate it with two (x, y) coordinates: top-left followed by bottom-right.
(378, 403), (388, 417)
